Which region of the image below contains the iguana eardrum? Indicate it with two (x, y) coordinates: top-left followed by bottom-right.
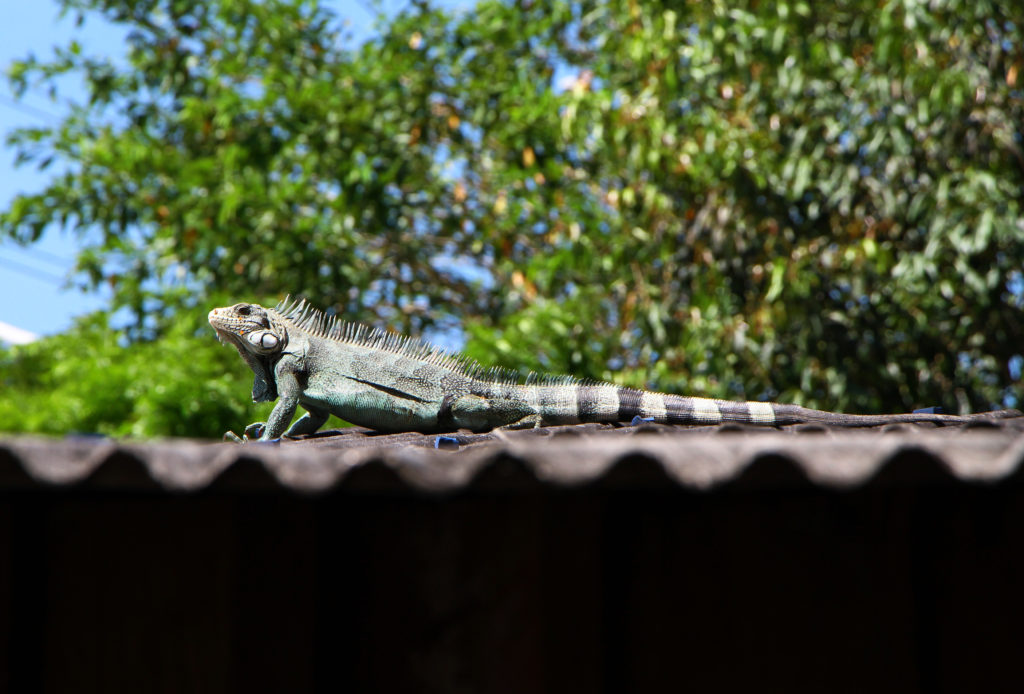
(209, 298), (1020, 441)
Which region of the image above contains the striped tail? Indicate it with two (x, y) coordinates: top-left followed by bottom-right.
(565, 385), (1019, 428)
(589, 386), (780, 425)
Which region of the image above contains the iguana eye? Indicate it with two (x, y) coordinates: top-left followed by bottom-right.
(236, 305), (251, 315)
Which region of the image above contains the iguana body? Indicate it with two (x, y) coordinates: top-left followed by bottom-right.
(209, 298), (1019, 441)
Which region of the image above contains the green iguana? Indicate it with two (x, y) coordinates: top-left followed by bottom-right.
(209, 298), (1020, 441)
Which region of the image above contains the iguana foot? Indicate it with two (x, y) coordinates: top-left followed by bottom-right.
(244, 422), (266, 439)
(223, 422), (267, 443)
(496, 414), (543, 430)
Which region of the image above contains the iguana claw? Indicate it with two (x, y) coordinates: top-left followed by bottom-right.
(244, 422), (266, 439)
(223, 422), (266, 443)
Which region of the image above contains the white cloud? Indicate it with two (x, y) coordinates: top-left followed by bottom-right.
(0, 320), (38, 345)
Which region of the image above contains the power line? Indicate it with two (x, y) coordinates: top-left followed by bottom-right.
(0, 257), (66, 285)
(0, 93), (61, 124)
(12, 245), (75, 268)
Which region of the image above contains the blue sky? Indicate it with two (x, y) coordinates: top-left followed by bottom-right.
(0, 0), (423, 338)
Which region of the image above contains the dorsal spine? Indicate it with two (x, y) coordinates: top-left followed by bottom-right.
(271, 296), (595, 390)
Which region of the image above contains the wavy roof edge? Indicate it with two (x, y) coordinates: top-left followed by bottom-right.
(2, 427), (1023, 494)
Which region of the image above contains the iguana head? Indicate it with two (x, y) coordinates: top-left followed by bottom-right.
(208, 303), (288, 402)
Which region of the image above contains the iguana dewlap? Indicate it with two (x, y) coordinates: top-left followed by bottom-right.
(209, 298), (1019, 441)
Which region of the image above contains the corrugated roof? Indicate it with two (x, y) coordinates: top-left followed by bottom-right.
(2, 416), (1023, 493)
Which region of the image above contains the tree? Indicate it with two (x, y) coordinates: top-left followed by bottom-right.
(5, 0), (477, 337)
(443, 0), (1024, 413)
(2, 0), (1021, 437)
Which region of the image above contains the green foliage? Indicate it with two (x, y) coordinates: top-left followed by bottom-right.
(449, 0), (1024, 412)
(0, 306), (276, 437)
(2, 0), (1022, 437)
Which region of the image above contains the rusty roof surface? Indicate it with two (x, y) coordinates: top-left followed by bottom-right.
(2, 415), (1023, 494)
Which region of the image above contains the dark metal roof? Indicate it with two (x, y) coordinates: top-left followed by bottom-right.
(2, 416), (1023, 493)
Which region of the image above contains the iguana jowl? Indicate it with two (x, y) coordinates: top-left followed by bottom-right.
(209, 298), (1018, 441)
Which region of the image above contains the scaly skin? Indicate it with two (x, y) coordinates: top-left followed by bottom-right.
(208, 298), (1022, 441)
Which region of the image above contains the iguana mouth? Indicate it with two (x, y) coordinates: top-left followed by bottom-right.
(212, 328), (234, 346)
(208, 311), (279, 403)
(210, 324), (246, 351)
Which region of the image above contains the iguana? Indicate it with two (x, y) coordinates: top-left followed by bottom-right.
(209, 298), (1020, 441)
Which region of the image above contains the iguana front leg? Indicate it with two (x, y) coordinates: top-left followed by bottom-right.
(224, 372), (305, 442)
(223, 394), (299, 442)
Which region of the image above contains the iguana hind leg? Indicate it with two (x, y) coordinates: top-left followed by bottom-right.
(449, 393), (493, 431)
(449, 394), (539, 431)
(283, 405), (329, 438)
